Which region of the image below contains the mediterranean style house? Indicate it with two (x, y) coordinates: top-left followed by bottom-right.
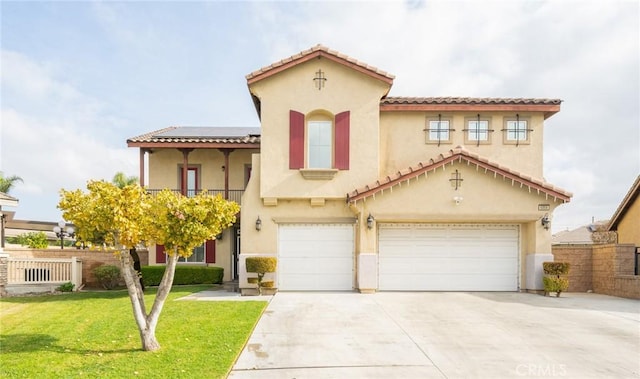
(607, 175), (640, 247)
(127, 45), (572, 293)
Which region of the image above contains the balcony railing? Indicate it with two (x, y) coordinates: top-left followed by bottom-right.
(146, 189), (244, 204)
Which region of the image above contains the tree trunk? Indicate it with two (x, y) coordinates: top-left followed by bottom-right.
(121, 248), (179, 351)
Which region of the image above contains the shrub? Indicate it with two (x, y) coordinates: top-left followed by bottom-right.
(543, 262), (570, 275)
(543, 261), (570, 297)
(246, 257), (277, 274)
(543, 276), (569, 297)
(246, 257), (277, 295)
(141, 266), (224, 286)
(57, 282), (75, 292)
(14, 232), (49, 249)
(93, 265), (121, 290)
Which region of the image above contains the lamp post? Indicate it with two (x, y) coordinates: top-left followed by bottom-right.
(53, 220), (75, 249)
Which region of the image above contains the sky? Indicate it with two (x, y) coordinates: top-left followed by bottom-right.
(1, 0), (638, 233)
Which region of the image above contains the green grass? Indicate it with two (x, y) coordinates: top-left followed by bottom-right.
(0, 285), (268, 378)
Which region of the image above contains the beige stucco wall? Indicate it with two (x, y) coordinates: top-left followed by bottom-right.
(249, 57), (390, 199)
(148, 148), (257, 191)
(379, 112), (545, 178)
(616, 197), (640, 245)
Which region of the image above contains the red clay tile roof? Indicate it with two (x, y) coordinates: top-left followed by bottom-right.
(127, 126), (261, 148)
(607, 175), (640, 231)
(382, 97), (562, 105)
(246, 44), (395, 86)
(347, 146), (572, 203)
(381, 97), (562, 119)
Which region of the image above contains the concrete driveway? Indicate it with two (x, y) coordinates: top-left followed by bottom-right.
(228, 292), (639, 378)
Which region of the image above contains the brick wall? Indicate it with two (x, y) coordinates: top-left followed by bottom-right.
(4, 248), (148, 288)
(552, 243), (639, 299)
(551, 245), (593, 292)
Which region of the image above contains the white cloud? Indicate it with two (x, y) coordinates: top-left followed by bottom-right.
(1, 50), (137, 221)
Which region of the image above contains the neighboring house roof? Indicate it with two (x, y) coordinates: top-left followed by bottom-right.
(607, 174), (640, 231)
(347, 146), (573, 203)
(0, 192), (19, 207)
(127, 126), (261, 149)
(381, 97), (562, 119)
(551, 222), (604, 245)
(246, 44), (395, 86)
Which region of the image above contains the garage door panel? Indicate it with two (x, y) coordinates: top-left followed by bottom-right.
(279, 224), (354, 291)
(379, 224), (519, 291)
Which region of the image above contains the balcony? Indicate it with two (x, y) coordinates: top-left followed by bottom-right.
(146, 189), (244, 204)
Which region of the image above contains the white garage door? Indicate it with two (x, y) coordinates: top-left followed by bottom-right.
(278, 224), (354, 291)
(379, 224), (519, 291)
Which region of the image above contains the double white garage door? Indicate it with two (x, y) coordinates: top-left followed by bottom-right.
(278, 223), (519, 291)
(379, 224), (519, 291)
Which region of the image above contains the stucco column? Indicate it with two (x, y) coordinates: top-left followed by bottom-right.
(525, 219), (554, 291)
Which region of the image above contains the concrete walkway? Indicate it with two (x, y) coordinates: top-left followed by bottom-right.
(228, 292), (639, 378)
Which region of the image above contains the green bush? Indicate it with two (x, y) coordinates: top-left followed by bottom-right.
(57, 282), (75, 292)
(543, 261), (570, 297)
(246, 257), (277, 274)
(141, 266), (224, 286)
(246, 257), (277, 295)
(93, 265), (121, 290)
(543, 262), (570, 275)
(14, 232), (49, 249)
(543, 276), (569, 297)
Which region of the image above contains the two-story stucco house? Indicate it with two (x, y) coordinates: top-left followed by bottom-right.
(128, 45), (572, 292)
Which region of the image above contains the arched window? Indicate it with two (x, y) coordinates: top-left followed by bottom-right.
(289, 109), (350, 171)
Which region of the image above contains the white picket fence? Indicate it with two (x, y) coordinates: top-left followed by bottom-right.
(6, 257), (82, 292)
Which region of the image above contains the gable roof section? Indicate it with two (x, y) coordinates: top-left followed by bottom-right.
(127, 126), (261, 149)
(607, 175), (640, 231)
(381, 97), (562, 119)
(347, 146), (572, 204)
(246, 44), (395, 86)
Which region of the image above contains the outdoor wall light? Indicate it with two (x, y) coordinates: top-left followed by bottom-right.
(366, 214), (374, 229)
(453, 196), (464, 205)
(255, 216), (262, 231)
(541, 214), (550, 230)
(53, 220), (75, 250)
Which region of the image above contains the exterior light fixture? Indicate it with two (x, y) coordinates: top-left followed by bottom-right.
(216, 232), (223, 240)
(53, 220), (75, 249)
(255, 216), (262, 231)
(541, 214), (550, 230)
(366, 214), (374, 230)
(453, 196), (464, 205)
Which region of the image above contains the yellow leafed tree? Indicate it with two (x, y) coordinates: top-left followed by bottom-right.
(58, 180), (239, 351)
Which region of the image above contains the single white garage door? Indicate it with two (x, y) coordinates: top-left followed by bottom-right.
(278, 224), (354, 291)
(379, 224), (519, 291)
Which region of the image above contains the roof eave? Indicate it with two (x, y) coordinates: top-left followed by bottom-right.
(607, 175), (640, 231)
(380, 103), (561, 119)
(127, 141), (260, 149)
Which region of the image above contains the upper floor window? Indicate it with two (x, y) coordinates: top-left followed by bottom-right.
(464, 115), (493, 145)
(425, 115), (453, 145)
(289, 110), (350, 175)
(308, 120), (332, 168)
(503, 115), (531, 146)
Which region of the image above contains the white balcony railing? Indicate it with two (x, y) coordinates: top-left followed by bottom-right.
(7, 257), (82, 290)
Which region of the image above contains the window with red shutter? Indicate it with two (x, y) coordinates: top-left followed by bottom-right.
(289, 110), (305, 169)
(334, 111), (350, 170)
(155, 244), (166, 264)
(205, 240), (216, 263)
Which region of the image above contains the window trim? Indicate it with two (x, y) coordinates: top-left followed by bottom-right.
(464, 115), (493, 146)
(502, 115), (532, 146)
(425, 115), (453, 145)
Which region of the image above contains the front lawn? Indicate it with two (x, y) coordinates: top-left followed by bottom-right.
(0, 286), (267, 378)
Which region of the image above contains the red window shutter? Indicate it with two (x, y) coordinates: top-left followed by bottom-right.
(156, 244), (166, 264)
(334, 111), (350, 170)
(205, 240), (216, 263)
(289, 110), (305, 169)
